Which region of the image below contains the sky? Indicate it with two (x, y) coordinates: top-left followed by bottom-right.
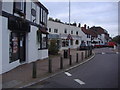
(40, 0), (119, 37)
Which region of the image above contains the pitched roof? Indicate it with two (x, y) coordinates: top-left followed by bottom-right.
(81, 27), (98, 37)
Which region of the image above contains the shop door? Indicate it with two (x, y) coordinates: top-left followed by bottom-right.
(19, 33), (26, 63)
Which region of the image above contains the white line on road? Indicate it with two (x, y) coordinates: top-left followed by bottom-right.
(64, 72), (72, 77)
(116, 52), (119, 54)
(102, 52), (105, 54)
(74, 79), (85, 85)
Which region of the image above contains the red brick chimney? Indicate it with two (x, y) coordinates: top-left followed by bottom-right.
(88, 26), (89, 29)
(84, 24), (86, 30)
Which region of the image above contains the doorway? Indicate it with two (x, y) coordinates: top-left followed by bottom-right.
(19, 33), (26, 63)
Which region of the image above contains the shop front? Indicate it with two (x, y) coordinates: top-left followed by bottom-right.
(8, 16), (30, 63)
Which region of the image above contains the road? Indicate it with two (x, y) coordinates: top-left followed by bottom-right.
(28, 47), (118, 88)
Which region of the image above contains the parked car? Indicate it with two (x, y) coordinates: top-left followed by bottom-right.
(105, 42), (117, 48)
(94, 44), (104, 48)
(79, 42), (88, 50)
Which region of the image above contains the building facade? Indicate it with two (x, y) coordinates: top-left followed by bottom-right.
(47, 20), (87, 50)
(81, 24), (110, 46)
(0, 0), (49, 74)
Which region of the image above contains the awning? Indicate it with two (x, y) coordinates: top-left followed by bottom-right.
(37, 27), (49, 34)
(48, 34), (60, 39)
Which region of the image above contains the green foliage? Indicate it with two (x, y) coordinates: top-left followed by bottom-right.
(111, 35), (120, 44)
(49, 17), (54, 21)
(72, 22), (77, 26)
(78, 23), (81, 27)
(48, 40), (59, 55)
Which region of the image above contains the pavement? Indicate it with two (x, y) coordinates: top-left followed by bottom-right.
(1, 49), (94, 89)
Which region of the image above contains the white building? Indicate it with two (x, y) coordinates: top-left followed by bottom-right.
(47, 20), (87, 50)
(81, 24), (110, 46)
(0, 0), (49, 74)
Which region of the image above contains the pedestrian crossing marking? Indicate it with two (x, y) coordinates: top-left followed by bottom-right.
(74, 79), (85, 85)
(65, 72), (72, 77)
(102, 52), (105, 54)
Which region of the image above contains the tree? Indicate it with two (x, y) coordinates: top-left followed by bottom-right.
(111, 35), (120, 44)
(48, 40), (59, 55)
(49, 17), (54, 21)
(72, 22), (77, 26)
(78, 23), (81, 27)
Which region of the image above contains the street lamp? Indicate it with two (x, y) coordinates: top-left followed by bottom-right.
(68, 0), (71, 56)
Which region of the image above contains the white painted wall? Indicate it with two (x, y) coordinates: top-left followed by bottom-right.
(1, 1), (49, 74)
(38, 49), (48, 60)
(28, 25), (39, 63)
(26, 2), (31, 21)
(1, 17), (20, 74)
(36, 6), (40, 24)
(2, 1), (13, 14)
(47, 20), (87, 49)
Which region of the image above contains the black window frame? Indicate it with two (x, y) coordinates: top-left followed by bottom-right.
(76, 31), (78, 35)
(37, 30), (48, 50)
(13, 1), (26, 16)
(75, 40), (79, 45)
(64, 29), (67, 34)
(49, 28), (51, 32)
(54, 29), (58, 33)
(71, 30), (73, 34)
(41, 33), (48, 49)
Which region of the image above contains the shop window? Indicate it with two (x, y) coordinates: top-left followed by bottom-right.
(62, 39), (69, 47)
(9, 32), (19, 63)
(37, 30), (48, 49)
(42, 34), (47, 49)
(70, 39), (73, 45)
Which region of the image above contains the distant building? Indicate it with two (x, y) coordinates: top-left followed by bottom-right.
(81, 24), (111, 46)
(0, 0), (48, 74)
(47, 20), (87, 50)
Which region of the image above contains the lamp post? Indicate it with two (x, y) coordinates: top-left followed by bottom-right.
(68, 0), (71, 57)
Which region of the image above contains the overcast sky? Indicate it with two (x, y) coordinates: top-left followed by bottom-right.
(40, 0), (118, 37)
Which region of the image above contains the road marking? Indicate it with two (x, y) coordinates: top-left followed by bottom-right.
(102, 52), (105, 54)
(116, 52), (119, 54)
(64, 72), (72, 77)
(74, 79), (85, 85)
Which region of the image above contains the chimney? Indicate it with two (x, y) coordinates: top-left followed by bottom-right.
(84, 24), (86, 30)
(88, 26), (89, 29)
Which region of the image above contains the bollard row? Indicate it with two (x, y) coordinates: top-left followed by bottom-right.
(32, 49), (93, 78)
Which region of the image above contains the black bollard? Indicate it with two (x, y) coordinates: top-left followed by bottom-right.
(88, 49), (90, 57)
(60, 56), (63, 69)
(69, 55), (72, 66)
(81, 52), (83, 61)
(76, 53), (78, 63)
(32, 61), (37, 78)
(48, 58), (52, 73)
(85, 50), (87, 58)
